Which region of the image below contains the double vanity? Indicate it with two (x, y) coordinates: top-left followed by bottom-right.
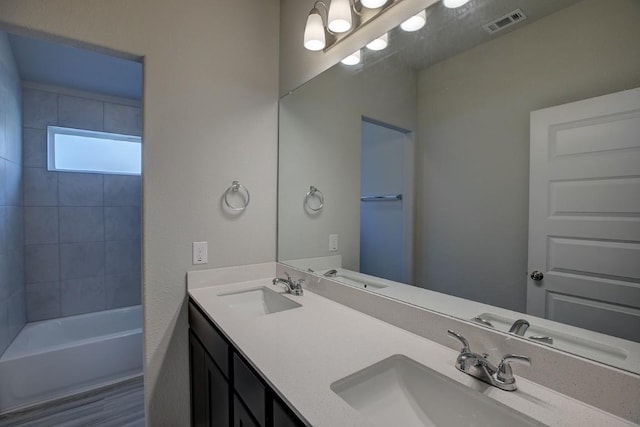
(187, 262), (639, 427)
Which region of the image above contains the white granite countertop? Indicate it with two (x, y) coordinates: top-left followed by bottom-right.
(188, 274), (637, 427)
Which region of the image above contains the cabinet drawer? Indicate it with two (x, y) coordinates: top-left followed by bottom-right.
(189, 301), (229, 378)
(233, 353), (266, 426)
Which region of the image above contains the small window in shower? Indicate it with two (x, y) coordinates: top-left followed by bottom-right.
(47, 126), (142, 175)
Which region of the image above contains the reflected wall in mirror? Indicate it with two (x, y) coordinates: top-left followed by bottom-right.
(278, 0), (640, 373)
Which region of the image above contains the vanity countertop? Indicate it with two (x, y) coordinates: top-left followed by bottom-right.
(188, 268), (637, 427)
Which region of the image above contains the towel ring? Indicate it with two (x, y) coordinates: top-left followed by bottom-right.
(305, 186), (324, 211)
(224, 180), (250, 211)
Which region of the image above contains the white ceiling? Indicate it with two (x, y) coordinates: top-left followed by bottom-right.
(8, 33), (142, 100)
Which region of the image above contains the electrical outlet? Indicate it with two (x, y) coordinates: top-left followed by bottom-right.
(329, 234), (338, 252)
(193, 241), (208, 265)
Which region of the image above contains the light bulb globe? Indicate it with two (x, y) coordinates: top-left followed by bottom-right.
(442, 0), (470, 8)
(400, 10), (426, 32)
(366, 33), (388, 51)
(303, 10), (326, 51)
(328, 0), (353, 33)
(361, 0), (388, 8)
(341, 50), (361, 65)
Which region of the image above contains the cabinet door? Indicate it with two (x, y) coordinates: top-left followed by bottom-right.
(233, 354), (265, 426)
(189, 302), (229, 377)
(205, 353), (229, 427)
(234, 395), (259, 427)
(190, 331), (208, 427)
(190, 330), (230, 427)
(273, 398), (305, 427)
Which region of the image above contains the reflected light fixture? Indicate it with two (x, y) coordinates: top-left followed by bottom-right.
(400, 10), (426, 31)
(328, 0), (353, 33)
(443, 0), (470, 8)
(304, 3), (328, 51)
(366, 32), (388, 50)
(361, 0), (388, 8)
(341, 50), (361, 65)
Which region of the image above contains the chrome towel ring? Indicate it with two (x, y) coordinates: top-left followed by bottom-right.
(305, 185), (324, 211)
(224, 180), (250, 211)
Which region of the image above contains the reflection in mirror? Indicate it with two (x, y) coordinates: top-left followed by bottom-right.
(278, 0), (640, 373)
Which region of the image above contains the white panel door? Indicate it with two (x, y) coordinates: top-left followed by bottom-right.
(528, 88), (640, 342)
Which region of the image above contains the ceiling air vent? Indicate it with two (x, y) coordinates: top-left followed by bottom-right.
(483, 9), (527, 34)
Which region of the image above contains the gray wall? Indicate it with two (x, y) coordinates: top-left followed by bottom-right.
(0, 1), (279, 424)
(0, 32), (25, 356)
(415, 0), (640, 311)
(22, 85), (142, 321)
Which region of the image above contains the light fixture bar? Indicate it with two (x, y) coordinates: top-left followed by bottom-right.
(303, 0), (403, 52)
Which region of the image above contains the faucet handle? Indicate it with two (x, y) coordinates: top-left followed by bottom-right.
(496, 354), (531, 384)
(447, 330), (471, 353)
(284, 272), (291, 281)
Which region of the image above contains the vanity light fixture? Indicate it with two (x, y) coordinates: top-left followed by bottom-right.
(400, 10), (426, 31)
(303, 0), (399, 52)
(341, 49), (361, 65)
(442, 0), (470, 8)
(328, 0), (354, 33)
(304, 2), (329, 51)
(366, 32), (388, 50)
(360, 0), (389, 9)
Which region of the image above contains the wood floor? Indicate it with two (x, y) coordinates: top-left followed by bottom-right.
(0, 376), (144, 427)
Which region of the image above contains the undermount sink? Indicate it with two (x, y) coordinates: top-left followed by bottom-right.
(331, 355), (542, 427)
(219, 286), (301, 316)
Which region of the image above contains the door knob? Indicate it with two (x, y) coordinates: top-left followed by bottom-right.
(530, 270), (544, 281)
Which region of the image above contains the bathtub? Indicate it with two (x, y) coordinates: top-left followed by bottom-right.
(0, 305), (142, 413)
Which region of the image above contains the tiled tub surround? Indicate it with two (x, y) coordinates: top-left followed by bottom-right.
(188, 263), (640, 426)
(22, 84), (142, 321)
(0, 32), (26, 356)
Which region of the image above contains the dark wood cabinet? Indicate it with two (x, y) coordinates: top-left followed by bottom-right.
(189, 330), (229, 427)
(272, 398), (305, 427)
(189, 300), (306, 427)
(234, 395), (260, 427)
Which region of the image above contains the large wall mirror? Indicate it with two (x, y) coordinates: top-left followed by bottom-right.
(278, 0), (640, 374)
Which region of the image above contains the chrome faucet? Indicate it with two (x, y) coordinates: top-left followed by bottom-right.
(447, 330), (531, 391)
(272, 272), (304, 296)
(509, 319), (530, 336)
(508, 319), (554, 345)
(323, 269), (338, 278)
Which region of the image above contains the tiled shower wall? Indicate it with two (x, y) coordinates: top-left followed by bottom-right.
(22, 85), (142, 321)
(0, 32), (26, 355)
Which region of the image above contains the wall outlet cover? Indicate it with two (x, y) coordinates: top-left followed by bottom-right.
(329, 234), (338, 252)
(193, 241), (208, 264)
